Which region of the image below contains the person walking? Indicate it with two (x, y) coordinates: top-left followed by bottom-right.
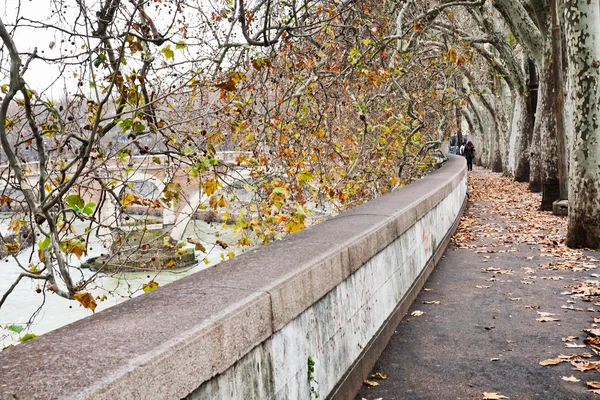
(463, 141), (475, 171)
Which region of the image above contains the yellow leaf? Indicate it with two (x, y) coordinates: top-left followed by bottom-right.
(562, 376), (580, 382)
(238, 237), (251, 246)
(448, 48), (458, 64)
(285, 220), (305, 233)
(74, 292), (97, 312)
(165, 260), (176, 268)
(363, 380), (379, 387)
(9, 219), (25, 233)
(371, 372), (387, 380)
(203, 179), (218, 196)
(3, 242), (20, 253)
(142, 280), (159, 293)
(227, 251), (235, 259)
(195, 242), (206, 252)
(423, 300), (440, 305)
(482, 393), (509, 399)
(539, 358), (563, 366)
(121, 193), (136, 207)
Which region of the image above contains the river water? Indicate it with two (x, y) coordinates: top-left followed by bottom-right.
(0, 217), (243, 347)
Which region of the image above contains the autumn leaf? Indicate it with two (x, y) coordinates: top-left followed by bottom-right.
(165, 260), (176, 268)
(411, 310), (425, 316)
(447, 48), (458, 64)
(539, 358), (564, 366)
(371, 372), (387, 379)
(482, 392), (508, 399)
(9, 219), (25, 233)
(423, 300), (440, 305)
(142, 280), (159, 293)
(536, 316), (560, 322)
(49, 41), (55, 49)
(588, 382), (600, 389)
(161, 45), (174, 59)
(363, 379), (379, 387)
(4, 242), (20, 253)
(74, 292), (97, 312)
(561, 375), (580, 382)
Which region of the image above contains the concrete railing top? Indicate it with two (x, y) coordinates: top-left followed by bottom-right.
(0, 156), (466, 400)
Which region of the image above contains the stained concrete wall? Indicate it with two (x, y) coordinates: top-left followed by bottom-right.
(0, 156), (467, 400)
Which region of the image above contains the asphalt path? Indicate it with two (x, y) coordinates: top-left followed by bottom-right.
(356, 168), (600, 400)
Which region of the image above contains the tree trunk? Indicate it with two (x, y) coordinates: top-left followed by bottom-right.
(538, 42), (560, 210)
(564, 0), (600, 248)
(515, 60), (538, 182)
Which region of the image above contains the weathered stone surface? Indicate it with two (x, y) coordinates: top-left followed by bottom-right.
(0, 156), (466, 400)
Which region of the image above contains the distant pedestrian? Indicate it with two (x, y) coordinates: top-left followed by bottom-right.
(459, 142), (465, 156)
(464, 141), (475, 171)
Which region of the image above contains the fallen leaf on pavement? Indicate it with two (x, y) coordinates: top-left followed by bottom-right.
(539, 358), (564, 366)
(565, 343), (586, 348)
(363, 380), (379, 387)
(562, 336), (578, 342)
(371, 372), (387, 380)
(562, 375), (581, 382)
(586, 329), (600, 336)
(571, 360), (599, 372)
(482, 392), (509, 399)
(423, 300), (440, 305)
(588, 381), (600, 389)
(536, 316), (560, 322)
(411, 310), (425, 316)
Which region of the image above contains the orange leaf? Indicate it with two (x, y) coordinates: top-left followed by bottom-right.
(74, 292), (97, 312)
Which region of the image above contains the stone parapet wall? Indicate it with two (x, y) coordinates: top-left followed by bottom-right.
(0, 156), (467, 400)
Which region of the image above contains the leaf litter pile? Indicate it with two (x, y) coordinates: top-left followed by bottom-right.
(453, 171), (600, 397)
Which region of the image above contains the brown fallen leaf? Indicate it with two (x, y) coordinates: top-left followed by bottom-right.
(525, 305), (541, 309)
(588, 381), (600, 389)
(537, 312), (557, 317)
(562, 336), (578, 342)
(482, 392), (509, 399)
(536, 316), (560, 322)
(586, 329), (600, 336)
(363, 379), (379, 387)
(423, 288), (433, 291)
(571, 360), (599, 372)
(562, 375), (581, 382)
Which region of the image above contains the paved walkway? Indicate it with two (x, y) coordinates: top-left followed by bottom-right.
(357, 167), (600, 400)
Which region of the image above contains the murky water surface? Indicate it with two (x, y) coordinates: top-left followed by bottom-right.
(0, 216), (242, 347)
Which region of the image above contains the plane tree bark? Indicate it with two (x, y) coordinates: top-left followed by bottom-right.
(564, 0), (600, 248)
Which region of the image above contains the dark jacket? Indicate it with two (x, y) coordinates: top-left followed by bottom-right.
(464, 144), (475, 160)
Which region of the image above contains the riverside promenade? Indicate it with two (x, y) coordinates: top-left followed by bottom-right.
(357, 168), (600, 400)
